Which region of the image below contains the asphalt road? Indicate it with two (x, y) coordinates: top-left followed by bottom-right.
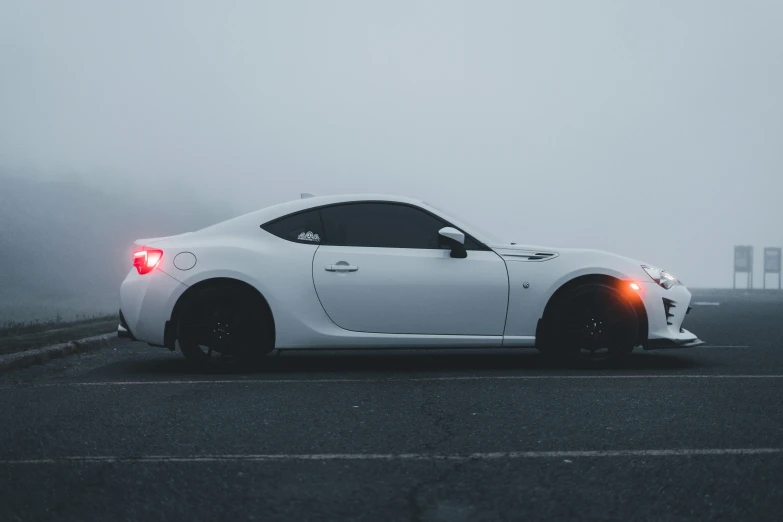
(1, 290), (782, 521)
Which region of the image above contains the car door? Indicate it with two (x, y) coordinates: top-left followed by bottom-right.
(312, 202), (509, 336)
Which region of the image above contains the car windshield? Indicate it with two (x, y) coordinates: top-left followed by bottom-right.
(423, 201), (507, 245)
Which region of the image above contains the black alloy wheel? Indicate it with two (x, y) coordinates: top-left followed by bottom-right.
(545, 283), (638, 362)
(177, 285), (273, 367)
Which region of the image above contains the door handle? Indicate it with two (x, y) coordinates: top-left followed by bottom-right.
(325, 264), (359, 272)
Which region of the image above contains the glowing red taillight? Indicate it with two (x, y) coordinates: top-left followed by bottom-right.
(133, 248), (163, 275)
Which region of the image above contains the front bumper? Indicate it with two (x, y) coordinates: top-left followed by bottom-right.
(647, 329), (705, 349)
(639, 282), (705, 350)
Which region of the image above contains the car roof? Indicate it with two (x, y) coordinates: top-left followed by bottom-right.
(256, 193), (425, 222)
(200, 194), (425, 234)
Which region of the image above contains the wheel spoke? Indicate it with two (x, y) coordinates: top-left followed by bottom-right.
(565, 323), (589, 334)
(590, 332), (602, 353)
(602, 315), (625, 327)
(588, 292), (606, 309)
(180, 324), (213, 344)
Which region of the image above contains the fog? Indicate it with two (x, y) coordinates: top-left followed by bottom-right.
(1, 1), (782, 320)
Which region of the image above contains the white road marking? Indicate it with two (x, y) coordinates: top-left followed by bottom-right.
(2, 448), (782, 465)
(5, 373), (781, 389)
(692, 302), (721, 306)
(701, 345), (750, 348)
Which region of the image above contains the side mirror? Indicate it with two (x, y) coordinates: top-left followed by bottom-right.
(438, 227), (467, 259)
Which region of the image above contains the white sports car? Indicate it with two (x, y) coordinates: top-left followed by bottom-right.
(119, 194), (703, 365)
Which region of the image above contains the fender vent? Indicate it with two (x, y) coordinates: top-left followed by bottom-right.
(502, 252), (559, 262)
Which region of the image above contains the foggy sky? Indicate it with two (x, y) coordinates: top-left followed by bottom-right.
(2, 0), (782, 288)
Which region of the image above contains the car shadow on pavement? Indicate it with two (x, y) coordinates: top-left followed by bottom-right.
(117, 349), (702, 378)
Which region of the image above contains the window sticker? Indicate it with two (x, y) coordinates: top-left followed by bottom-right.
(297, 231), (321, 242)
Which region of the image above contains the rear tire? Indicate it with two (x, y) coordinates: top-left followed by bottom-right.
(177, 284), (274, 368)
(538, 283), (638, 364)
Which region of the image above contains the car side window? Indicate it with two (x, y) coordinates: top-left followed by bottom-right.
(319, 203), (484, 250)
(262, 209), (324, 244)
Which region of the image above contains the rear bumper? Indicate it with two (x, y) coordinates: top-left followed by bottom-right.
(118, 310), (137, 340)
(119, 268), (187, 346)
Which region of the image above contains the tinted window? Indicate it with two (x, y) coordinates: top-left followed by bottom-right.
(262, 209), (324, 244)
(320, 203), (465, 249)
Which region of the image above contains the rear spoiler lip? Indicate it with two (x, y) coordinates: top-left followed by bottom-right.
(133, 232), (192, 247)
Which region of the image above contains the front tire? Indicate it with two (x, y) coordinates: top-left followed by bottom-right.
(177, 284), (274, 367)
(539, 283), (638, 363)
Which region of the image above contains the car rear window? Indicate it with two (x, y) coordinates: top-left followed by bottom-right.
(262, 209), (324, 244)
